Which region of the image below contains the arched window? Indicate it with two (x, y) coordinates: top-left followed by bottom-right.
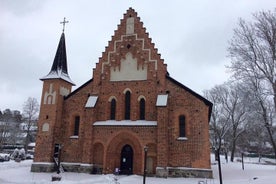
(179, 115), (186, 137)
(139, 98), (145, 120)
(110, 98), (116, 120)
(74, 116), (80, 136)
(125, 91), (131, 119)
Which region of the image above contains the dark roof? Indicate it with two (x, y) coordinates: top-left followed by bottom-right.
(166, 75), (213, 120)
(64, 78), (93, 100)
(51, 33), (68, 74)
(41, 33), (75, 85)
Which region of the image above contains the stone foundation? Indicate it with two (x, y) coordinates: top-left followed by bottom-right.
(31, 162), (101, 174)
(156, 167), (213, 178)
(32, 162), (212, 178)
(31, 162), (55, 172)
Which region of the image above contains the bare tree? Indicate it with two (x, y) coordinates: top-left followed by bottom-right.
(204, 85), (230, 152)
(0, 120), (9, 151)
(22, 97), (39, 150)
(245, 78), (276, 157)
(1, 110), (13, 149)
(228, 9), (276, 110)
(205, 82), (248, 162)
(222, 83), (248, 162)
(228, 9), (276, 158)
(228, 9), (276, 100)
(0, 109), (23, 150)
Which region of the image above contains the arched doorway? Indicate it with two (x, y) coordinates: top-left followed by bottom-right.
(120, 144), (133, 175)
(105, 131), (143, 175)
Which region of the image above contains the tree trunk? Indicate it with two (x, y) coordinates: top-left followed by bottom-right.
(230, 140), (236, 162)
(273, 82), (276, 113)
(260, 97), (276, 160)
(265, 125), (276, 159)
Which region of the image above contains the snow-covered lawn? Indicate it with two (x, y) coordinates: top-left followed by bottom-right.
(0, 155), (276, 184)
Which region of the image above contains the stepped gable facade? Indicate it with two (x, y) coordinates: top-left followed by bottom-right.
(31, 8), (213, 178)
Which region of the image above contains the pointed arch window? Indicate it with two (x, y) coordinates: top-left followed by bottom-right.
(110, 98), (116, 120)
(74, 116), (80, 136)
(179, 115), (186, 137)
(125, 91), (131, 120)
(139, 98), (145, 120)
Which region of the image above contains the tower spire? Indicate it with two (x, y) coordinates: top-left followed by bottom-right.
(41, 19), (74, 85)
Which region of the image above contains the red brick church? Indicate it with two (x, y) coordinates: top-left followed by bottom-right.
(31, 8), (213, 178)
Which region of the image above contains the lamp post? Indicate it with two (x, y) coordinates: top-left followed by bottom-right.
(216, 138), (223, 184)
(217, 148), (223, 184)
(57, 144), (61, 174)
(143, 146), (148, 184)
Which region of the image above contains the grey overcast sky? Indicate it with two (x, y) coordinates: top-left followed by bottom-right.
(0, 0), (275, 112)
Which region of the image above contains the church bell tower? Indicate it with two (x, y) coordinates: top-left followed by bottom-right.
(32, 18), (75, 169)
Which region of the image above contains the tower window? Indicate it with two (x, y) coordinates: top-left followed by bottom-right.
(125, 91), (131, 119)
(110, 98), (116, 120)
(139, 98), (145, 120)
(74, 116), (80, 136)
(179, 115), (186, 137)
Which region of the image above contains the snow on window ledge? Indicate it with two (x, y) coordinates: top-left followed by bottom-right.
(70, 135), (79, 139)
(93, 120), (157, 126)
(177, 137), (188, 141)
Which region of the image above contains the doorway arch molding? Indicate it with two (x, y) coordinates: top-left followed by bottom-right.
(105, 130), (143, 174)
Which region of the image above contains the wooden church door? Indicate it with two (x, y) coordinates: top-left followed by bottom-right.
(120, 144), (133, 175)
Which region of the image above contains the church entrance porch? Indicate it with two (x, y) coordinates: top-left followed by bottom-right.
(103, 131), (143, 175)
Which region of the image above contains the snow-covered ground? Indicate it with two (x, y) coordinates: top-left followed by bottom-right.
(0, 155), (276, 184)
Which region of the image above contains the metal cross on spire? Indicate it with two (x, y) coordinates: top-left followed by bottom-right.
(60, 17), (69, 33)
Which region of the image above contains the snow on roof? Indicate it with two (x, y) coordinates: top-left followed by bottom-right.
(93, 120), (157, 126)
(156, 94), (168, 106)
(28, 142), (36, 147)
(85, 96), (98, 108)
(41, 70), (75, 85)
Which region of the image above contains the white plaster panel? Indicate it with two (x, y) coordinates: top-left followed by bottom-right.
(60, 86), (69, 96)
(102, 34), (157, 74)
(126, 17), (134, 34)
(42, 123), (49, 132)
(43, 84), (56, 104)
(110, 52), (147, 81)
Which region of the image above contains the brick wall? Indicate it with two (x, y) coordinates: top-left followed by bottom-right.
(166, 80), (211, 169)
(34, 79), (72, 163)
